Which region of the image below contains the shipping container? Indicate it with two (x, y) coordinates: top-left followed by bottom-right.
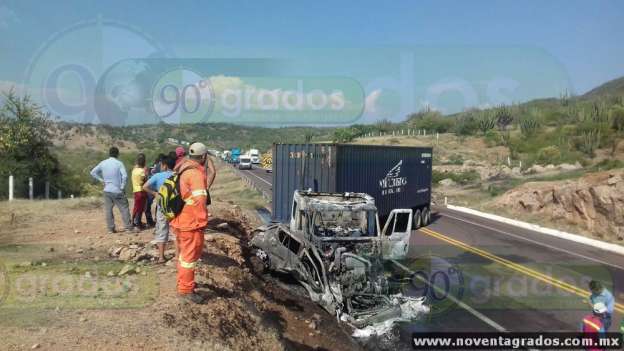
(272, 143), (432, 223)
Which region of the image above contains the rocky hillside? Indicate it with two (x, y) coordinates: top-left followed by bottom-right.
(492, 169), (624, 243)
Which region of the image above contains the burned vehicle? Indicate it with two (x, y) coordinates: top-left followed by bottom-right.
(250, 190), (426, 329)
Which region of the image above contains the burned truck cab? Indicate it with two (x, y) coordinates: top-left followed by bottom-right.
(250, 190), (425, 329)
(290, 190), (415, 260)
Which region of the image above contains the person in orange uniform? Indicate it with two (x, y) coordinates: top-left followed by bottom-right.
(170, 142), (211, 304)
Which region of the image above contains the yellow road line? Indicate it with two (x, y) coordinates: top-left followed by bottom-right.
(419, 227), (624, 314)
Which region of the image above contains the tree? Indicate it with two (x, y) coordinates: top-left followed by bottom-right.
(0, 90), (62, 198)
(331, 128), (358, 143)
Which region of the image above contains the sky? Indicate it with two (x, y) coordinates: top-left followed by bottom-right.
(0, 0), (623, 126)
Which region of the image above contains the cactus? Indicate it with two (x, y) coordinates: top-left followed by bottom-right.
(579, 129), (601, 157)
(477, 111), (496, 135)
(519, 116), (540, 137)
(495, 105), (514, 131)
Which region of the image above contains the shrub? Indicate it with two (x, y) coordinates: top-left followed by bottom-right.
(519, 116), (541, 137)
(432, 170), (479, 186)
(454, 112), (479, 135)
(484, 130), (500, 147)
(537, 146), (561, 164)
(610, 105), (624, 132)
(477, 112), (496, 135)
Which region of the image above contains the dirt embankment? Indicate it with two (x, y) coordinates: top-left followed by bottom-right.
(0, 199), (360, 351)
(492, 169), (624, 243)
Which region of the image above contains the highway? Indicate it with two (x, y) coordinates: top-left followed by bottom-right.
(236, 165), (624, 337)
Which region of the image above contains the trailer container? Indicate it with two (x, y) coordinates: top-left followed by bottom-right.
(272, 143), (432, 223)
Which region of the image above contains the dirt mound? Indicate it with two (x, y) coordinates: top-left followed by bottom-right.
(493, 169), (624, 242)
(145, 213), (361, 351)
(163, 298), (283, 351)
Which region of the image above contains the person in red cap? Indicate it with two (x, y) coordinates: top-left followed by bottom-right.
(175, 146), (186, 166)
(170, 142), (211, 303)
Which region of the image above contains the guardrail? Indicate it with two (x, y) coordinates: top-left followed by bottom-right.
(217, 158), (271, 202)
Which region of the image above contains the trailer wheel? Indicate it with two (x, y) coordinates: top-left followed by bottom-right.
(421, 207), (431, 227)
(413, 209), (422, 229)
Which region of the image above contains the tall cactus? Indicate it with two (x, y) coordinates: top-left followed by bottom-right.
(579, 129), (601, 157)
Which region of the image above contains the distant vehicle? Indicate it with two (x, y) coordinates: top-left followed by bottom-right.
(249, 149), (260, 164)
(221, 150), (231, 161)
(238, 156), (252, 170)
(231, 147), (241, 163)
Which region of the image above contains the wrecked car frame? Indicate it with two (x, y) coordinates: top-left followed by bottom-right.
(250, 190), (425, 329)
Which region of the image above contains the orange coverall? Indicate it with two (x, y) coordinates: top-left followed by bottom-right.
(171, 159), (208, 294)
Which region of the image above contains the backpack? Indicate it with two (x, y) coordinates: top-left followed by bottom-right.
(158, 169), (188, 221)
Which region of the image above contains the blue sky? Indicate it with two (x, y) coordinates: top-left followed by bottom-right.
(1, 0), (623, 125)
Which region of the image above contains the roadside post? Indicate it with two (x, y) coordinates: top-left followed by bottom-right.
(28, 177), (33, 200)
(45, 181), (50, 199)
(8, 175), (13, 201)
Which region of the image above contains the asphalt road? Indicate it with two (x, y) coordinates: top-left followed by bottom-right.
(238, 165), (273, 195)
(235, 166), (624, 337)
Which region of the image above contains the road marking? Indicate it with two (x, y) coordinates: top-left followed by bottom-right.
(243, 169), (272, 186)
(441, 212), (624, 271)
(419, 227), (624, 314)
(391, 259), (509, 333)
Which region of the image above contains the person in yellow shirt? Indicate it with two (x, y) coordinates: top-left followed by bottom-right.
(131, 153), (147, 229)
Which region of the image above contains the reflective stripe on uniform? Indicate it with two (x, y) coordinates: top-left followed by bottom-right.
(184, 189), (207, 205)
(179, 256), (196, 269)
(583, 318), (602, 332)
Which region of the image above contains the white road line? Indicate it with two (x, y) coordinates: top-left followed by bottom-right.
(243, 169), (272, 186)
(440, 211), (624, 271)
(391, 259), (509, 333)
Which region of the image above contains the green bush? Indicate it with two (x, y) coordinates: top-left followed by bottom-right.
(454, 113), (479, 135)
(484, 130), (500, 147)
(536, 146), (561, 164)
(592, 159), (624, 171)
(406, 110), (454, 133)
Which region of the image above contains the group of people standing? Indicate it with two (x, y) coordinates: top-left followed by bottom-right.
(90, 143), (216, 303)
(130, 146), (187, 230)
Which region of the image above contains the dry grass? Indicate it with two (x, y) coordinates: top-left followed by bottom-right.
(210, 161), (268, 211)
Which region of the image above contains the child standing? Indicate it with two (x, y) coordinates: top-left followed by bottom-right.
(142, 156), (175, 263)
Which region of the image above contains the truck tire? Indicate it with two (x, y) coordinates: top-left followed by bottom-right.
(413, 209), (422, 229)
(421, 207), (431, 227)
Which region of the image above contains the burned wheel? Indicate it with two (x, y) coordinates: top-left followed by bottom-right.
(249, 248), (269, 275)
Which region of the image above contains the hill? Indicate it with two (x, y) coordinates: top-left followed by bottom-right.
(51, 122), (335, 154)
(580, 76), (624, 101)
